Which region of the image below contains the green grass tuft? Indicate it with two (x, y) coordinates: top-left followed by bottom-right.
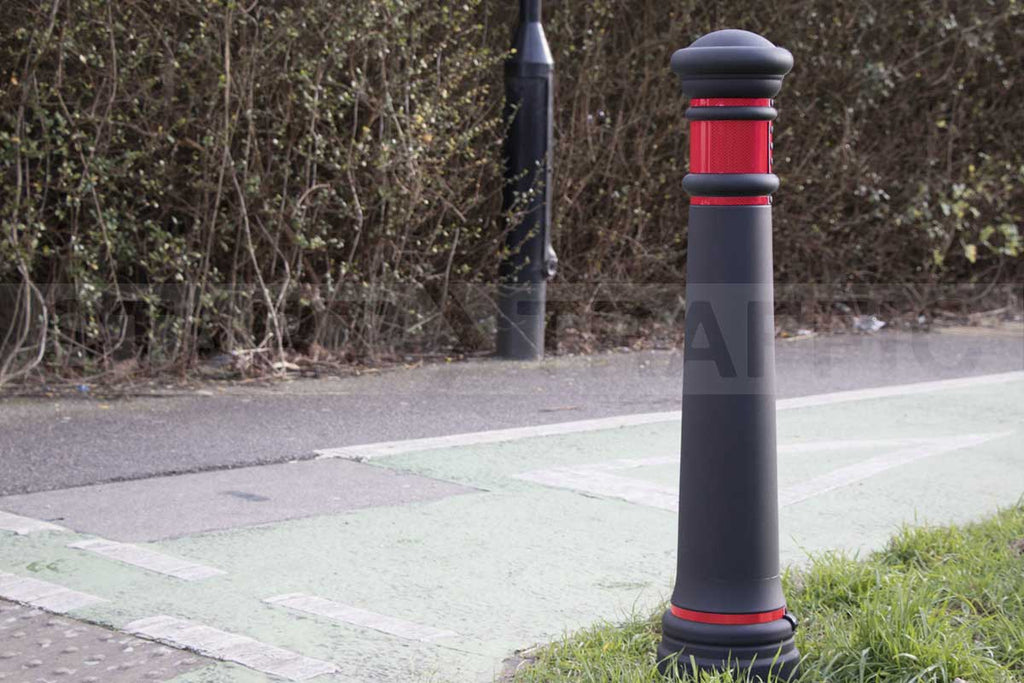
(512, 504), (1024, 682)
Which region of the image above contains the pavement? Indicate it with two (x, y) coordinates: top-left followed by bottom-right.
(0, 326), (1021, 682)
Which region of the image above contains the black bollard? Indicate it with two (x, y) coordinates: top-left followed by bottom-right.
(657, 30), (799, 679)
(496, 0), (558, 360)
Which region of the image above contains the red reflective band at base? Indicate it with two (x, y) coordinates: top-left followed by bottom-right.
(690, 119), (771, 174)
(690, 98), (771, 108)
(670, 604), (787, 626)
(691, 196), (770, 206)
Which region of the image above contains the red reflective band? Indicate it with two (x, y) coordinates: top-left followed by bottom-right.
(690, 119), (771, 174)
(691, 196), (770, 206)
(670, 605), (787, 625)
(690, 98), (771, 107)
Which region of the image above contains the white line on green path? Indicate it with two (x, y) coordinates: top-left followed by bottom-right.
(265, 593), (458, 642)
(316, 371), (1024, 461)
(517, 463), (679, 511)
(775, 370), (1024, 410)
(125, 615), (338, 681)
(515, 433), (1012, 512)
(777, 432), (1012, 506)
(68, 538), (226, 581)
(0, 571), (105, 613)
(0, 509), (65, 535)
(315, 411), (678, 460)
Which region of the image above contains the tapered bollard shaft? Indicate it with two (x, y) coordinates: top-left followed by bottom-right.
(496, 0), (558, 360)
(657, 30), (799, 680)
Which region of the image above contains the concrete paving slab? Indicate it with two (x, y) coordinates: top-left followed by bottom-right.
(0, 599), (213, 682)
(0, 460), (476, 542)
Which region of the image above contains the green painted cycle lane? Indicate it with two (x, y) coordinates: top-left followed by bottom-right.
(0, 379), (1020, 682)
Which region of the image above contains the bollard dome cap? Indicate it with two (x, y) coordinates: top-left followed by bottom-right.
(671, 29), (793, 98)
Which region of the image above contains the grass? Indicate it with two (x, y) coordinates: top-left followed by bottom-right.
(511, 505), (1024, 683)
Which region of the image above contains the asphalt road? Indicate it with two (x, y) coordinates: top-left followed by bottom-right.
(1, 327), (1021, 496)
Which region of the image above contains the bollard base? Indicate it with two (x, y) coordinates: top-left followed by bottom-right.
(657, 610), (800, 681)
(496, 282), (547, 360)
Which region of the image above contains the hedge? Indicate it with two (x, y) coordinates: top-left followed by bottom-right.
(1, 0), (1021, 381)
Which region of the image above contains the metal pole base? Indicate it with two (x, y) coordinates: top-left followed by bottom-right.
(496, 282), (547, 360)
(657, 611), (800, 680)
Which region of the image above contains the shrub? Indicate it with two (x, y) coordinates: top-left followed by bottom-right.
(2, 0), (1021, 382)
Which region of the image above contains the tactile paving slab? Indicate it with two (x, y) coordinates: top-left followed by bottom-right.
(0, 599), (210, 682)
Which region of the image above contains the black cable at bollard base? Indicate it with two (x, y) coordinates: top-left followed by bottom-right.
(657, 30), (799, 680)
(496, 0), (558, 360)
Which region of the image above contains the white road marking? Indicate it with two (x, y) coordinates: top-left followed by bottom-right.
(317, 371), (1024, 461)
(125, 615), (337, 681)
(68, 538), (226, 581)
(776, 371), (1024, 411)
(265, 593), (457, 642)
(574, 456), (678, 471)
(0, 571), (105, 613)
(315, 411), (678, 461)
(777, 432), (1011, 507)
(0, 510), (65, 535)
(779, 438), (935, 454)
(516, 466), (678, 511)
(515, 433), (1012, 512)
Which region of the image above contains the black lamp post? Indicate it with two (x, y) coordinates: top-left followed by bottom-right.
(657, 29), (799, 679)
(496, 0), (558, 360)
